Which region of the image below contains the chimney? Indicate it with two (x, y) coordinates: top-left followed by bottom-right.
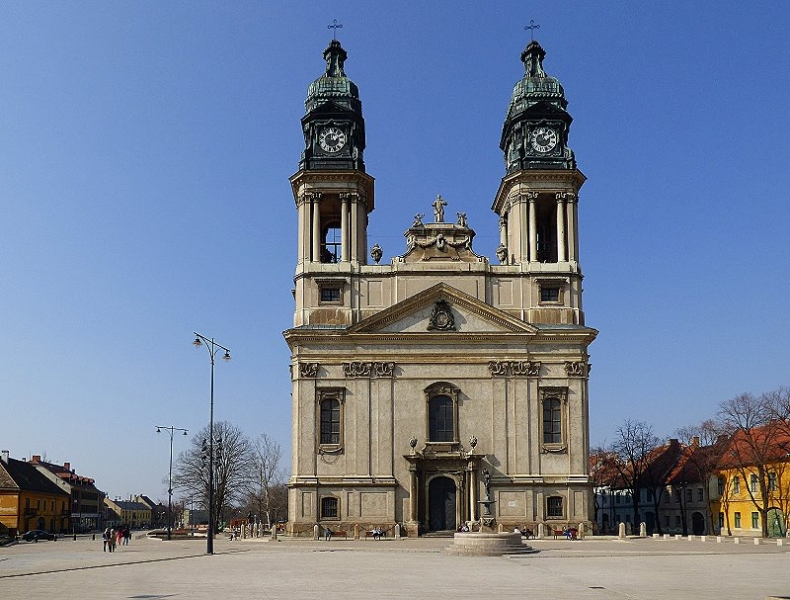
(64, 462), (70, 471)
(691, 436), (700, 447)
(1, 450), (8, 464)
(31, 455), (41, 463)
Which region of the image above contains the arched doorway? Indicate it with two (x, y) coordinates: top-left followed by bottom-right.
(428, 477), (456, 531)
(767, 508), (785, 538)
(691, 512), (705, 535)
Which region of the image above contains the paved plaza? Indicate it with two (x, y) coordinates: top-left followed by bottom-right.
(1, 534), (789, 599)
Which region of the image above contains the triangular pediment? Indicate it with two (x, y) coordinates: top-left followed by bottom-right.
(347, 283), (538, 335)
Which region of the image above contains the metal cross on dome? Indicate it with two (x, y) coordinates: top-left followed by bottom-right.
(328, 19), (343, 40)
(525, 20), (540, 41)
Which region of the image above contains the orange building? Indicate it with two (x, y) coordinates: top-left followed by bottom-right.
(0, 451), (70, 536)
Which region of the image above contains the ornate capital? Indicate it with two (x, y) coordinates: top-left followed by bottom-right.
(488, 360), (541, 377)
(309, 191), (322, 203)
(299, 362), (319, 378)
(343, 361), (395, 378)
(564, 361), (590, 377)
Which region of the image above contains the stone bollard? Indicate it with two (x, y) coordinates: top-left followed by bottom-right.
(395, 524), (401, 540)
(754, 538), (761, 545)
(313, 524), (319, 541)
(700, 536), (707, 542)
(577, 524), (585, 540)
(538, 523), (545, 540)
(271, 526), (277, 541)
(674, 534), (682, 540)
(663, 534), (670, 540)
(618, 522), (626, 540)
(777, 539), (784, 547)
(639, 522), (647, 537)
(716, 536), (723, 543)
(734, 537), (740, 544)
(354, 523), (360, 540)
(688, 535), (694, 541)
(498, 523), (504, 533)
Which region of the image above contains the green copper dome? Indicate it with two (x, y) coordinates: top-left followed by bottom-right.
(504, 40), (568, 123)
(305, 40), (362, 115)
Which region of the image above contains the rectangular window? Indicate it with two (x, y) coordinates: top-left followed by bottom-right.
(542, 398), (562, 444)
(697, 488), (704, 502)
(546, 496), (563, 518)
(429, 395), (455, 442)
(675, 516), (681, 527)
(540, 286), (560, 302)
(734, 512), (741, 528)
(321, 496), (338, 519)
(615, 494), (621, 505)
(718, 513), (724, 529)
(664, 515), (670, 527)
(685, 488), (692, 502)
(751, 512), (759, 529)
(320, 399), (341, 445)
(733, 477), (740, 495)
(769, 472), (777, 492)
(750, 474), (758, 493)
(320, 287), (341, 303)
(647, 489), (654, 502)
(717, 478), (724, 496)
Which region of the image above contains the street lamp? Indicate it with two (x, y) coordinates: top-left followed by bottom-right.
(156, 425), (188, 541)
(192, 331), (231, 555)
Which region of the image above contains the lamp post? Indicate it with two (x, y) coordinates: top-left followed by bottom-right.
(192, 331), (231, 555)
(156, 425), (188, 540)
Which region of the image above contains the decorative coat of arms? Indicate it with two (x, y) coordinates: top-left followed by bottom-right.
(427, 299), (456, 331)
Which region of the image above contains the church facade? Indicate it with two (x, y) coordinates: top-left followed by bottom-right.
(284, 37), (596, 536)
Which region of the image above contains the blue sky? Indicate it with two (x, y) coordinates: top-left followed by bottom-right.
(2, 2), (788, 502)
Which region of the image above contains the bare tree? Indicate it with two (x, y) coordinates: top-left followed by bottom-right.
(173, 421), (252, 533)
(675, 420), (729, 535)
(610, 419), (661, 527)
(244, 433), (286, 528)
(718, 392), (782, 537)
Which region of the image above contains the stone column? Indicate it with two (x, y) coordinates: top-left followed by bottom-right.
(528, 193), (538, 262)
(351, 196), (359, 262)
(556, 193), (567, 262)
(468, 465), (477, 522)
(520, 195), (529, 262)
(409, 466), (419, 524)
(340, 193), (349, 262)
(311, 192), (321, 263)
(297, 193), (305, 264)
(566, 193), (577, 262)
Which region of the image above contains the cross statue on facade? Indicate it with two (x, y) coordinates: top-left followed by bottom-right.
(525, 20), (540, 41)
(327, 19), (343, 40)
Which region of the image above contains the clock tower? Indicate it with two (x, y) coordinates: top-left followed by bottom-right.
(290, 38), (374, 327)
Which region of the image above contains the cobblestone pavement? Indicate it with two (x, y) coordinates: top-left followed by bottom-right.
(1, 535), (789, 599)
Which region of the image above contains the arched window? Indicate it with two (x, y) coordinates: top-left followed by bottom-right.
(429, 395), (454, 443)
(317, 388), (345, 451)
(424, 382), (461, 446)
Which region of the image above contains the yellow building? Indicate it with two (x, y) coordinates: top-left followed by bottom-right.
(0, 452), (70, 536)
(103, 497), (151, 528)
(713, 426), (789, 538)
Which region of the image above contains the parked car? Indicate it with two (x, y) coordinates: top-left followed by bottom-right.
(22, 530), (56, 542)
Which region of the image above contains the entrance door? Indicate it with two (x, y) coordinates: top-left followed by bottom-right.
(691, 511), (705, 535)
(428, 477), (456, 531)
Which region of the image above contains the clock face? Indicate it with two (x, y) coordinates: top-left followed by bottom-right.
(530, 126), (559, 153)
(319, 126), (347, 153)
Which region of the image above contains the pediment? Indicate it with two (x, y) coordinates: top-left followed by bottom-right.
(347, 283), (538, 335)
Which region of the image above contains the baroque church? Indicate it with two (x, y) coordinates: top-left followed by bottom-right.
(284, 36), (596, 536)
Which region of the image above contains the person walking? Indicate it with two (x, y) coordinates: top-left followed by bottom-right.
(108, 528), (116, 552)
(102, 528), (110, 552)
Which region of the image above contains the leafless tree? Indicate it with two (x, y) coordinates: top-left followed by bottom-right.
(243, 433), (286, 528)
(609, 419), (661, 527)
(675, 419), (729, 534)
(173, 421), (252, 533)
(718, 392), (782, 537)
